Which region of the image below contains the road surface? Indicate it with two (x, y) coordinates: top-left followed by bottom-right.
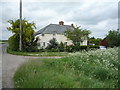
(1, 44), (61, 88)
(0, 44), (2, 89)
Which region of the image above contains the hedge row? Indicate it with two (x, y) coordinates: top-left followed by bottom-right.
(65, 45), (99, 52)
(38, 45), (100, 52)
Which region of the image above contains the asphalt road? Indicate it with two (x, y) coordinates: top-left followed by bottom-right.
(0, 44), (2, 89)
(1, 44), (61, 88)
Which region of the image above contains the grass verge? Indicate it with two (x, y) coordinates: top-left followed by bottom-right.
(7, 48), (69, 57)
(14, 47), (118, 88)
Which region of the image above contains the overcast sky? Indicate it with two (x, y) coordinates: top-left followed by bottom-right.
(0, 0), (119, 40)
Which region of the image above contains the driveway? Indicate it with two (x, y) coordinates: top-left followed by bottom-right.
(1, 44), (61, 88)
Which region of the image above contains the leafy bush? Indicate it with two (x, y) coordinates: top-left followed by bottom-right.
(66, 45), (73, 52)
(46, 48), (59, 52)
(22, 39), (38, 52)
(58, 42), (65, 52)
(46, 38), (59, 50)
(66, 45), (99, 52)
(88, 45), (99, 50)
(8, 34), (19, 51)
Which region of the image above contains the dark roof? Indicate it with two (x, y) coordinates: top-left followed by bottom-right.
(35, 24), (74, 36)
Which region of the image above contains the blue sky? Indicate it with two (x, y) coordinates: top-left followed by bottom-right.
(0, 0), (119, 40)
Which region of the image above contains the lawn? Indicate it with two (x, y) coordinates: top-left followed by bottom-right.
(14, 47), (118, 88)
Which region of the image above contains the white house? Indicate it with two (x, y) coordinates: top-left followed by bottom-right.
(35, 21), (87, 49)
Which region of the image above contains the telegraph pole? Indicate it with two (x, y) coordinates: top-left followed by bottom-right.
(19, 0), (22, 51)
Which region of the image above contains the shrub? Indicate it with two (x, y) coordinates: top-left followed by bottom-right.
(8, 34), (19, 51)
(46, 38), (59, 50)
(22, 41), (38, 52)
(66, 45), (88, 52)
(66, 45), (74, 52)
(88, 45), (99, 50)
(46, 48), (59, 52)
(58, 42), (65, 52)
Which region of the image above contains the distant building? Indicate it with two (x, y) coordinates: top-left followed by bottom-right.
(35, 21), (88, 49)
(99, 37), (109, 48)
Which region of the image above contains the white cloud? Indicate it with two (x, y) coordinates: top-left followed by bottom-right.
(1, 0), (119, 2)
(1, 0), (118, 40)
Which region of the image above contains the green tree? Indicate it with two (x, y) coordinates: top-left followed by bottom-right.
(58, 42), (65, 52)
(7, 19), (37, 51)
(64, 26), (91, 46)
(107, 30), (120, 47)
(8, 34), (19, 51)
(88, 37), (102, 45)
(46, 38), (59, 50)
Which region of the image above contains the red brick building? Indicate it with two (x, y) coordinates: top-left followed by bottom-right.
(99, 37), (109, 48)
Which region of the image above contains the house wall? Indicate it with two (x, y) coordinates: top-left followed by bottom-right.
(35, 34), (87, 49)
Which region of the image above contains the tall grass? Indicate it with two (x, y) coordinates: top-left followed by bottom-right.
(14, 48), (118, 88)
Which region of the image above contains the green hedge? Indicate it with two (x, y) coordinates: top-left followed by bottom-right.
(8, 34), (19, 51)
(66, 45), (99, 52)
(88, 45), (100, 49)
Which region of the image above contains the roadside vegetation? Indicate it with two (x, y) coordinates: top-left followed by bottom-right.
(0, 40), (8, 44)
(7, 48), (68, 56)
(14, 47), (118, 88)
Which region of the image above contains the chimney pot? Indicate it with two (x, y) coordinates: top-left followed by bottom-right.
(59, 21), (64, 25)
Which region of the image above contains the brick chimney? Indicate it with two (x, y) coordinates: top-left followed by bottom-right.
(59, 21), (64, 25)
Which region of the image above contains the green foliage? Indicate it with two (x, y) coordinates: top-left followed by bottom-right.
(88, 45), (99, 50)
(46, 38), (59, 50)
(0, 40), (8, 42)
(7, 48), (68, 56)
(8, 34), (19, 51)
(22, 38), (38, 52)
(14, 48), (118, 88)
(88, 37), (102, 45)
(66, 45), (99, 52)
(93, 67), (108, 81)
(107, 30), (120, 47)
(7, 19), (37, 51)
(64, 26), (91, 46)
(58, 42), (65, 52)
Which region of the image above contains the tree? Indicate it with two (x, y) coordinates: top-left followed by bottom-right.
(7, 19), (37, 51)
(58, 42), (65, 52)
(64, 26), (91, 46)
(107, 30), (120, 47)
(8, 34), (19, 51)
(88, 37), (102, 45)
(46, 38), (59, 50)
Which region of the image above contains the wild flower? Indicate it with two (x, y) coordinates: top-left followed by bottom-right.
(14, 47), (118, 88)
